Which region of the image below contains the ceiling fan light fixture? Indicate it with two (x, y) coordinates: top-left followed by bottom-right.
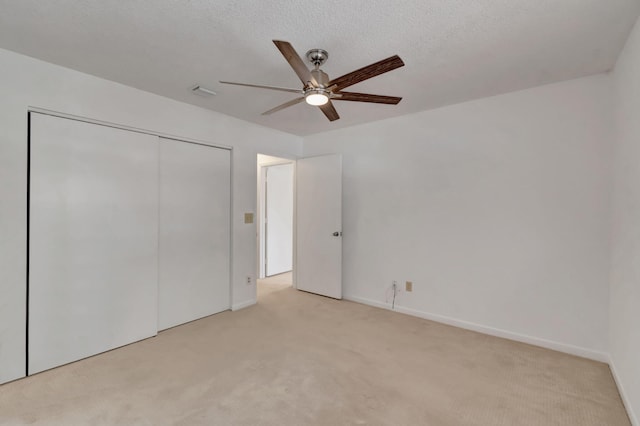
(305, 90), (329, 106)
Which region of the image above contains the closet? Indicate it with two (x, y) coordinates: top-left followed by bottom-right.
(28, 113), (230, 375)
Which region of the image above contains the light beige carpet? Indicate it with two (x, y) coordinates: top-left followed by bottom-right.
(0, 277), (630, 425)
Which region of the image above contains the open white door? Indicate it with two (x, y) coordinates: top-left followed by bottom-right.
(265, 163), (294, 277)
(296, 154), (342, 299)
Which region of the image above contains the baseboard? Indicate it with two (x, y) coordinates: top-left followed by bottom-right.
(231, 299), (256, 311)
(609, 357), (638, 426)
(344, 295), (609, 363)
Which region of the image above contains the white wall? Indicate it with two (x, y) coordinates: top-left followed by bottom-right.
(303, 74), (613, 360)
(610, 15), (640, 426)
(0, 48), (302, 384)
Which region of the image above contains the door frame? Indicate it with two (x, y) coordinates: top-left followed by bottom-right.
(256, 154), (297, 285)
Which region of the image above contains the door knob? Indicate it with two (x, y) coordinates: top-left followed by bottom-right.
(332, 231), (342, 237)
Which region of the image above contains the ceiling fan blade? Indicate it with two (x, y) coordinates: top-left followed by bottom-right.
(333, 91), (402, 105)
(220, 81), (303, 93)
(319, 101), (340, 121)
(261, 97), (305, 115)
(272, 40), (317, 86)
(329, 55), (405, 91)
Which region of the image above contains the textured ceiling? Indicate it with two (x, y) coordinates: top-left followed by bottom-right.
(0, 0), (639, 136)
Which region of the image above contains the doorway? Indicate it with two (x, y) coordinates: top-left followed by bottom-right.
(257, 154), (294, 289)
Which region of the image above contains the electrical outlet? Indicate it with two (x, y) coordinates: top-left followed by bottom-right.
(405, 281), (413, 292)
(246, 275), (252, 285)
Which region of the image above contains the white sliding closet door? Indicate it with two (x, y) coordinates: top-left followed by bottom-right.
(158, 138), (231, 331)
(29, 113), (159, 375)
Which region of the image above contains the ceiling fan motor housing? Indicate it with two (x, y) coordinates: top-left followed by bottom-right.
(310, 68), (330, 88)
(305, 68), (331, 105)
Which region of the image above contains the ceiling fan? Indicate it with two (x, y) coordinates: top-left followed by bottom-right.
(220, 40), (405, 122)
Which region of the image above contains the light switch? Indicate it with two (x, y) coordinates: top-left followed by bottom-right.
(405, 281), (413, 292)
(244, 212), (254, 224)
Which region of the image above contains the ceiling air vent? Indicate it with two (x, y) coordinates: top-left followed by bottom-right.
(191, 85), (217, 97)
